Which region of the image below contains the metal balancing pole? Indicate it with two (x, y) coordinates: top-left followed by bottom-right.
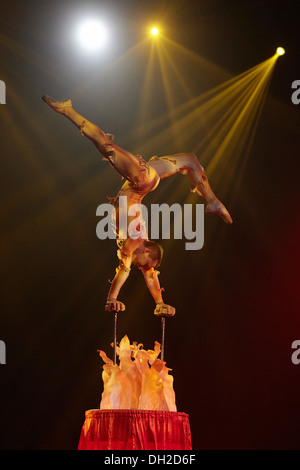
(105, 304), (119, 364)
(161, 317), (166, 362)
(155, 305), (169, 362)
(100, 307), (118, 409)
(113, 310), (117, 365)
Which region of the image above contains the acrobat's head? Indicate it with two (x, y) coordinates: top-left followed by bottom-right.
(133, 240), (163, 270)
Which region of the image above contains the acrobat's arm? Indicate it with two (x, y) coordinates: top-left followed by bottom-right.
(141, 267), (163, 303)
(105, 243), (134, 311)
(105, 265), (129, 312)
(141, 267), (176, 317)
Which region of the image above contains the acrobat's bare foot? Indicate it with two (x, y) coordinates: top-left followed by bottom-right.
(205, 199), (233, 224)
(42, 95), (72, 113)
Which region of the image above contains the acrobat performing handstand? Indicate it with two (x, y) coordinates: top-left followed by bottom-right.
(42, 95), (233, 318)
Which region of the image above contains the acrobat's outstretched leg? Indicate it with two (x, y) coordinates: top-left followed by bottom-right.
(42, 96), (158, 191)
(42, 96), (116, 155)
(148, 153), (233, 224)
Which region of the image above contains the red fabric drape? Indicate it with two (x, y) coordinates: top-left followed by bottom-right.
(78, 409), (192, 450)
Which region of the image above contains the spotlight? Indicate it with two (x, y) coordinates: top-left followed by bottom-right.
(276, 47), (285, 56)
(78, 19), (107, 51)
(151, 27), (159, 36)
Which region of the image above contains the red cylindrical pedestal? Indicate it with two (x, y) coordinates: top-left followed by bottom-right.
(78, 409), (192, 450)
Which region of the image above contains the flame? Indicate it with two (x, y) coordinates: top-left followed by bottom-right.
(98, 335), (176, 411)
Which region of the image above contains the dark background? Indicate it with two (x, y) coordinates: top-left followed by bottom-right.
(0, 0), (299, 450)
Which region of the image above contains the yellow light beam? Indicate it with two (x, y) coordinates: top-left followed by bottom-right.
(133, 54), (276, 158)
(135, 50), (279, 218)
(205, 57), (276, 178)
(133, 39), (159, 144)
